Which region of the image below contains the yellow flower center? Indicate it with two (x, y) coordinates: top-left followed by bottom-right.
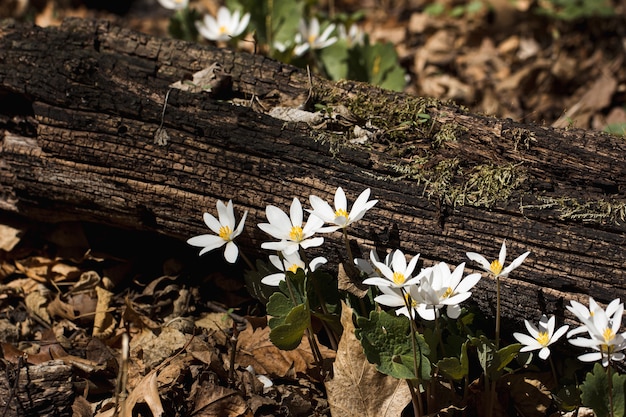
(490, 259), (503, 276)
(536, 331), (550, 346)
(393, 272), (406, 285)
(218, 225), (232, 241)
(287, 264), (300, 274)
(219, 25), (228, 34)
(308, 34), (317, 44)
(289, 226), (304, 242)
(441, 287), (454, 299)
(603, 327), (616, 344)
(335, 208), (349, 219)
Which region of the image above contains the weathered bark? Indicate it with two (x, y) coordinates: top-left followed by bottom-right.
(0, 359), (73, 416)
(0, 18), (625, 327)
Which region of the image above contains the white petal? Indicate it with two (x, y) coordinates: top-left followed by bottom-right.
(223, 241), (239, 263)
(578, 352), (602, 363)
(466, 252), (491, 271)
(374, 294), (405, 307)
(538, 347), (551, 360)
(202, 212), (222, 234)
(299, 236), (324, 249)
(290, 198), (303, 226)
(551, 325), (569, 342)
(233, 211), (248, 237)
(455, 273), (481, 293)
(513, 332), (540, 348)
(309, 195), (335, 222)
(391, 250), (407, 274)
(498, 240), (507, 265)
(334, 187), (347, 211)
(501, 251), (530, 276)
(262, 272), (286, 286)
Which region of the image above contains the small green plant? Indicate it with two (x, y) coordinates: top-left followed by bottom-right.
(534, 0), (615, 20)
(187, 186), (626, 416)
(158, 0), (406, 91)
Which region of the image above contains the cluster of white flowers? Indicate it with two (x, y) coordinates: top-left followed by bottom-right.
(357, 249), (483, 321)
(186, 188), (626, 371)
(510, 296), (626, 366)
(187, 187), (376, 286)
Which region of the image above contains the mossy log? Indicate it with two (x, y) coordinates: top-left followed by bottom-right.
(0, 18), (625, 327)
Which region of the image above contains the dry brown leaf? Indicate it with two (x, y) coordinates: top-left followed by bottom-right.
(25, 287), (51, 324)
(553, 71), (618, 128)
(236, 326), (335, 377)
(123, 371), (164, 417)
(501, 372), (553, 417)
(49, 262), (82, 282)
(123, 297), (161, 330)
(195, 312), (233, 345)
(142, 327), (189, 370)
(325, 302), (411, 417)
(93, 286), (116, 339)
(47, 294), (76, 320)
(191, 381), (249, 417)
(66, 292), (97, 320)
(0, 223), (22, 251)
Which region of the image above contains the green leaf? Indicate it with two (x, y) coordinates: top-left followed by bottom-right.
(356, 310), (431, 380)
(581, 363), (626, 417)
(495, 343), (522, 372)
(235, 0), (303, 47)
(470, 336), (520, 380)
(437, 341), (469, 381)
(269, 303), (310, 350)
(266, 292), (294, 324)
(318, 39), (350, 81)
(355, 42), (406, 91)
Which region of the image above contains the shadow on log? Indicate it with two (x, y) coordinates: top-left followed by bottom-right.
(0, 18), (625, 328)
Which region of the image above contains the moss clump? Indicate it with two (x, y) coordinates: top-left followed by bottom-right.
(388, 158), (526, 209)
(433, 123), (468, 148)
(521, 197), (626, 224)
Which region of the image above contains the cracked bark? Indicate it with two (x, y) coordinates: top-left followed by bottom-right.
(0, 18), (625, 330)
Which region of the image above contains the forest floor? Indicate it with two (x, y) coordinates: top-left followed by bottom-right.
(0, 0), (624, 416)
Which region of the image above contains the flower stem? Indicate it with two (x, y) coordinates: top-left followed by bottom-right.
(607, 361), (614, 417)
(239, 251), (256, 272)
(402, 288), (424, 416)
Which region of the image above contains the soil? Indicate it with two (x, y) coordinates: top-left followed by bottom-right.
(0, 0), (624, 416)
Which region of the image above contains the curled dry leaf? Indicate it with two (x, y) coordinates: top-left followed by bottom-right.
(325, 302), (411, 417)
(191, 381), (249, 417)
(93, 286), (116, 339)
(501, 372), (553, 417)
(236, 326), (335, 378)
(122, 371), (164, 417)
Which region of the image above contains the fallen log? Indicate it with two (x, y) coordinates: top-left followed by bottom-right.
(0, 18), (625, 327)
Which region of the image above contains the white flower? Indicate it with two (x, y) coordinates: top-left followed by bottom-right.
(196, 6), (251, 42)
(374, 284), (424, 319)
(187, 200), (247, 263)
(309, 187), (377, 232)
(338, 23), (364, 47)
(157, 0), (188, 10)
(566, 297), (622, 338)
(569, 301), (626, 367)
(416, 262), (482, 320)
(262, 252), (327, 286)
(362, 249), (423, 289)
(513, 315), (569, 360)
(258, 198), (324, 255)
(466, 240), (530, 278)
(293, 18), (337, 56)
(354, 251), (391, 278)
